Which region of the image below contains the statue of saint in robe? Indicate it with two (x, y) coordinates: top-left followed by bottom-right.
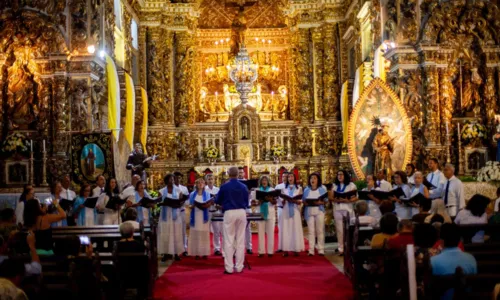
(372, 124), (395, 179)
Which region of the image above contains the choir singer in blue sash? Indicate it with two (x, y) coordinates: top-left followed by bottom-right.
(215, 166), (249, 274)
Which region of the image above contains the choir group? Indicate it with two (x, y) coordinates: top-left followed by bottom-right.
(15, 158), (465, 259)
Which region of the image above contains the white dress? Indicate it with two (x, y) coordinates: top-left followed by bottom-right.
(280, 185), (304, 252)
(362, 187), (381, 219)
(408, 185), (425, 217)
(158, 186), (184, 255)
(332, 182), (357, 253)
(97, 194), (120, 225)
(251, 187), (276, 255)
(393, 184), (412, 219)
(188, 194), (211, 256)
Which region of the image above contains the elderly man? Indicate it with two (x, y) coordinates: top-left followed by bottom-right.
(440, 164), (465, 217)
(215, 166), (249, 274)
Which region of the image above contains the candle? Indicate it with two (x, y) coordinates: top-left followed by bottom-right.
(445, 122), (449, 135)
(30, 140), (33, 152)
(43, 140), (46, 152)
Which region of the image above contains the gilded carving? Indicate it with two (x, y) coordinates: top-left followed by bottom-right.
(439, 68), (454, 143)
(423, 67), (440, 145)
(69, 0), (88, 52)
(91, 77), (105, 130)
(312, 27), (324, 120)
(323, 24), (339, 120)
(398, 0), (417, 44)
(295, 29), (313, 123)
(295, 127), (312, 157)
(401, 71), (422, 131)
(174, 32), (195, 125)
(484, 68), (498, 130)
(103, 0), (115, 55)
(70, 80), (90, 131)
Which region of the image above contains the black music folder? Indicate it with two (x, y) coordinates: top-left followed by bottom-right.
(333, 190), (357, 199)
(137, 197), (162, 207)
(240, 179), (259, 190)
(59, 199), (73, 211)
(83, 197), (99, 209)
(105, 196), (127, 209)
(256, 190), (281, 202)
(422, 178), (437, 190)
(194, 199), (215, 210)
(158, 197), (185, 208)
(370, 187), (405, 200)
(280, 193), (303, 201)
(304, 192), (329, 206)
(357, 191), (371, 201)
(400, 193), (428, 206)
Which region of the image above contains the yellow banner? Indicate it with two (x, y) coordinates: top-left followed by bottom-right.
(341, 80), (349, 147)
(106, 54), (121, 142)
(141, 88), (148, 155)
(124, 73), (135, 151)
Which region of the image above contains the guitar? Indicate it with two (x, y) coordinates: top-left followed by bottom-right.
(132, 154), (159, 171)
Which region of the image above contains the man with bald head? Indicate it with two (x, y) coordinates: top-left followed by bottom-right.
(215, 166), (249, 274)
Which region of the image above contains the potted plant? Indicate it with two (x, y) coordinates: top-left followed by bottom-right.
(461, 121), (487, 147)
(0, 133), (30, 160)
(270, 144), (286, 163)
(203, 145), (219, 165)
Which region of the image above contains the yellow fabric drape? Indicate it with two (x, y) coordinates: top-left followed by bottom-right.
(341, 80), (349, 148)
(124, 73), (135, 151)
(106, 54), (121, 142)
(141, 88), (148, 155)
(352, 64), (364, 107)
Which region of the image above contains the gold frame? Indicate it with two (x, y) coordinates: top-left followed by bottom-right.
(347, 78), (413, 180)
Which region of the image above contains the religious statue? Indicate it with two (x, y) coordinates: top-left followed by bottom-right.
(230, 5), (248, 57)
(85, 149), (96, 176)
(372, 124), (395, 178)
(462, 68), (482, 111)
(240, 117), (250, 140)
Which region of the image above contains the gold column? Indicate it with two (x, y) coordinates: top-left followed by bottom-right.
(312, 27), (324, 121)
(439, 68), (454, 145)
(123, 9), (132, 72)
(423, 66), (440, 145)
(103, 0), (115, 57)
(323, 23), (339, 120)
(484, 68), (498, 131)
(52, 76), (69, 154)
(297, 28), (313, 124)
(174, 32), (195, 126)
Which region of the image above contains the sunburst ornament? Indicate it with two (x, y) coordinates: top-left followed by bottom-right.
(371, 116), (382, 128)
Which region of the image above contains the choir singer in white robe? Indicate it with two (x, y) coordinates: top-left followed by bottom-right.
(215, 167), (249, 274)
(250, 175), (276, 257)
(303, 172), (327, 256)
(330, 170), (357, 255)
(188, 178), (212, 259)
(274, 171), (289, 253)
(280, 172), (305, 257)
(205, 174), (222, 256)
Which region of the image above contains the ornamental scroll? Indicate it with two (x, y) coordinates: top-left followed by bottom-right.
(347, 78), (412, 180)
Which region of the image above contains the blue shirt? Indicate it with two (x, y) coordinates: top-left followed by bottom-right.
(215, 178), (249, 211)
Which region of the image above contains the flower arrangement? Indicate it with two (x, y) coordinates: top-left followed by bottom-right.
(1, 133), (30, 157)
(476, 161), (500, 182)
(270, 144), (286, 158)
(461, 122), (487, 146)
(203, 145), (219, 160)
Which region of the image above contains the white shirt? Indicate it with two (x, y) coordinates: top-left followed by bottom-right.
(305, 188), (324, 215)
(439, 176), (465, 217)
(454, 209), (488, 225)
(175, 184), (190, 211)
(120, 185), (136, 203)
(376, 179), (392, 192)
(205, 185), (220, 212)
(407, 174), (415, 185)
(92, 186), (105, 198)
(426, 169), (446, 199)
(275, 183), (286, 207)
(494, 197), (500, 212)
(332, 182), (357, 212)
(59, 188), (76, 201)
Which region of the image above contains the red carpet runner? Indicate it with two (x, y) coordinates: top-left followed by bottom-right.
(154, 232), (353, 300)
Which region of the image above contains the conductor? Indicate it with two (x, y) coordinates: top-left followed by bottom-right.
(215, 166), (249, 274)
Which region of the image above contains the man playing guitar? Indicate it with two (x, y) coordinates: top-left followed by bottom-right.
(126, 143), (157, 181)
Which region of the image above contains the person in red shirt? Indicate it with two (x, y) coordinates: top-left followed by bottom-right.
(387, 219), (414, 249)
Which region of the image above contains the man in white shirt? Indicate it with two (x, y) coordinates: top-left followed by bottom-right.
(174, 171), (190, 256)
(426, 158), (446, 199)
(440, 164), (465, 217)
(121, 174), (141, 206)
(59, 174), (77, 225)
(237, 167), (253, 254)
(274, 171), (289, 253)
(205, 174), (222, 255)
(93, 175), (106, 225)
(375, 169), (392, 192)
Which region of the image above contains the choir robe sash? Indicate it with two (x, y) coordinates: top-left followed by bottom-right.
(73, 196), (96, 226)
(286, 185), (297, 218)
(302, 186), (327, 220)
(189, 191), (210, 226)
(161, 187), (178, 222)
(259, 186), (271, 220)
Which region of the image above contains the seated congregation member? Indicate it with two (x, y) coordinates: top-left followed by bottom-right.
(122, 208), (140, 230)
(188, 178), (212, 260)
(251, 175), (276, 257)
(280, 172), (304, 257)
(133, 180), (153, 225)
(24, 199), (66, 255)
(73, 184), (96, 226)
(116, 222), (145, 253)
(363, 175), (382, 219)
(331, 170), (357, 255)
(49, 181), (67, 227)
(350, 200), (377, 227)
(205, 174), (222, 256)
(0, 209), (18, 242)
(430, 218), (464, 256)
(303, 173), (327, 256)
(0, 228), (41, 277)
(413, 223), (438, 249)
(0, 258), (29, 300)
(371, 213), (398, 249)
(454, 194), (489, 243)
(494, 187), (500, 213)
(96, 178), (122, 225)
(411, 197), (432, 224)
(388, 171), (412, 219)
(406, 163), (416, 185)
(425, 199), (452, 224)
(408, 171), (430, 217)
(16, 185), (34, 227)
(379, 199), (396, 216)
(431, 223), (477, 300)
(387, 219), (414, 249)
(440, 164), (465, 217)
(158, 174), (184, 262)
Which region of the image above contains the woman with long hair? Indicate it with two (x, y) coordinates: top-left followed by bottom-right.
(330, 170), (357, 255)
(96, 178), (122, 225)
(188, 178), (212, 259)
(158, 174), (184, 262)
(251, 175), (276, 257)
(24, 197), (66, 255)
(389, 170), (412, 219)
(303, 172), (328, 256)
(280, 173), (304, 257)
(134, 180), (152, 225)
(50, 181), (67, 227)
(406, 163), (416, 184)
(73, 184), (96, 226)
(16, 184), (34, 226)
(454, 194), (490, 243)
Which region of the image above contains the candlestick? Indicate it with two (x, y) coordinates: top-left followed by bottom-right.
(43, 140), (46, 152)
(41, 151), (48, 186)
(271, 91), (275, 121)
(29, 151), (34, 185)
(30, 140), (33, 152)
(457, 122), (465, 176)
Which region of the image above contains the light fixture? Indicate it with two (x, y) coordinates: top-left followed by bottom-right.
(229, 45), (258, 106)
(87, 45), (96, 54)
(99, 50), (106, 58)
(390, 42), (396, 48)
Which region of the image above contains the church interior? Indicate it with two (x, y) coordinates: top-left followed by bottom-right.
(1, 0), (500, 299)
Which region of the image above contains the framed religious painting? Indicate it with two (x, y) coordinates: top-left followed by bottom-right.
(347, 78), (413, 180)
(71, 133), (115, 184)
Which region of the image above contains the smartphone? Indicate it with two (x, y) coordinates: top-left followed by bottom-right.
(79, 236), (90, 245)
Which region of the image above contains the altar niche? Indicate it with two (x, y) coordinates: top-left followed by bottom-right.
(227, 104), (261, 161)
(240, 116), (251, 140)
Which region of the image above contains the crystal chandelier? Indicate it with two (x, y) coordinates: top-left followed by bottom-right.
(229, 45), (258, 106)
